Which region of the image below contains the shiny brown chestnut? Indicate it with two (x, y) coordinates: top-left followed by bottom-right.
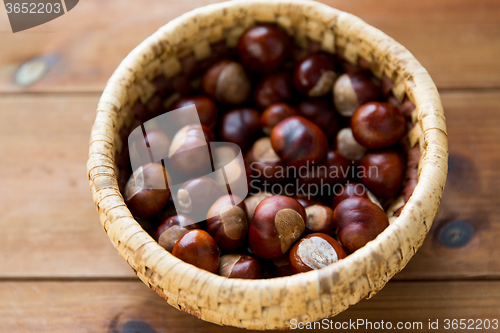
(351, 102), (405, 149)
(332, 182), (369, 209)
(245, 137), (284, 183)
(202, 59), (251, 105)
(289, 233), (347, 273)
(305, 205), (335, 235)
(298, 150), (350, 187)
(168, 124), (214, 175)
(254, 73), (293, 109)
(248, 195), (306, 259)
(130, 130), (171, 165)
(260, 103), (298, 135)
(297, 99), (339, 140)
(238, 25), (290, 73)
(124, 163), (171, 218)
(335, 127), (367, 161)
(154, 214), (200, 252)
(333, 197), (389, 253)
(243, 192), (273, 220)
(270, 116), (327, 168)
(220, 108), (261, 151)
(218, 254), (262, 279)
(293, 195), (322, 208)
(211, 144), (248, 194)
(172, 229), (220, 273)
(176, 176), (225, 217)
(171, 96), (218, 129)
(207, 195), (248, 250)
(294, 53), (337, 97)
(333, 73), (379, 117)
(359, 150), (404, 198)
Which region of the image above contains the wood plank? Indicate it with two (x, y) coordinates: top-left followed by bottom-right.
(0, 280), (499, 332)
(0, 91), (499, 279)
(0, 0), (499, 92)
(396, 90), (500, 279)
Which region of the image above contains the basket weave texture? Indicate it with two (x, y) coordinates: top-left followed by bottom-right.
(87, 0), (448, 329)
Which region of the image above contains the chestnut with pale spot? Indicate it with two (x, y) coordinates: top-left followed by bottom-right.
(176, 176), (224, 217)
(245, 137), (283, 183)
(289, 233), (347, 273)
(207, 195), (248, 250)
(248, 195), (306, 259)
(270, 116), (327, 168)
(351, 102), (405, 149)
(124, 163), (171, 219)
(294, 53), (337, 97)
(172, 229), (220, 273)
(218, 254), (262, 279)
(243, 192), (273, 221)
(335, 127), (367, 161)
(304, 205), (335, 235)
(333, 73), (379, 117)
(168, 124), (213, 175)
(333, 197), (389, 253)
(154, 214), (201, 252)
(202, 59), (251, 105)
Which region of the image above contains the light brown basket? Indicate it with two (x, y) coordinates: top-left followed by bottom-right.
(87, 0), (448, 329)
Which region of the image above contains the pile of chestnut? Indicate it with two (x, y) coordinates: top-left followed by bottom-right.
(118, 24), (418, 279)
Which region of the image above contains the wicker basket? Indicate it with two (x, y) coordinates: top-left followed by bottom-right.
(87, 0), (448, 329)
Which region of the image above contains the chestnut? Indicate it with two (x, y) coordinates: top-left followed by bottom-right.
(171, 96), (218, 129)
(359, 150), (404, 198)
(245, 137), (283, 183)
(129, 130), (171, 166)
(124, 163), (171, 218)
(238, 25), (290, 73)
(207, 195), (248, 250)
(243, 192), (273, 220)
(202, 59), (251, 105)
(176, 176), (225, 219)
(218, 254), (262, 279)
(332, 182), (369, 209)
(293, 195), (322, 208)
(271, 254), (294, 277)
(298, 149), (350, 187)
(351, 102), (405, 149)
(154, 214), (200, 252)
(168, 124), (213, 176)
(270, 116), (327, 167)
(333, 73), (379, 117)
(304, 205), (335, 235)
(211, 144), (248, 195)
(289, 233), (347, 273)
(172, 229), (220, 273)
(294, 53), (337, 97)
(248, 195), (306, 259)
(254, 73), (293, 109)
(260, 103), (298, 135)
(297, 99), (339, 140)
(220, 108), (261, 151)
(333, 197), (389, 253)
(335, 127), (367, 161)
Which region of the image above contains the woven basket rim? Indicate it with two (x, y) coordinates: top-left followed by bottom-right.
(88, 0), (448, 329)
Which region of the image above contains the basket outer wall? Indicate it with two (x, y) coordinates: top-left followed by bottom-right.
(87, 0), (448, 329)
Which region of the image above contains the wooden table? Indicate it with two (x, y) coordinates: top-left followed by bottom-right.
(1, 1), (499, 332)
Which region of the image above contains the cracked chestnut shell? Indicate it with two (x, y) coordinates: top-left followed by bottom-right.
(172, 229), (220, 273)
(333, 197), (389, 253)
(207, 195), (248, 250)
(248, 195), (306, 259)
(289, 233), (347, 273)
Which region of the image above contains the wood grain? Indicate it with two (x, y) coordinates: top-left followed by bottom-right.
(0, 280), (498, 332)
(0, 0), (499, 92)
(0, 91), (498, 280)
